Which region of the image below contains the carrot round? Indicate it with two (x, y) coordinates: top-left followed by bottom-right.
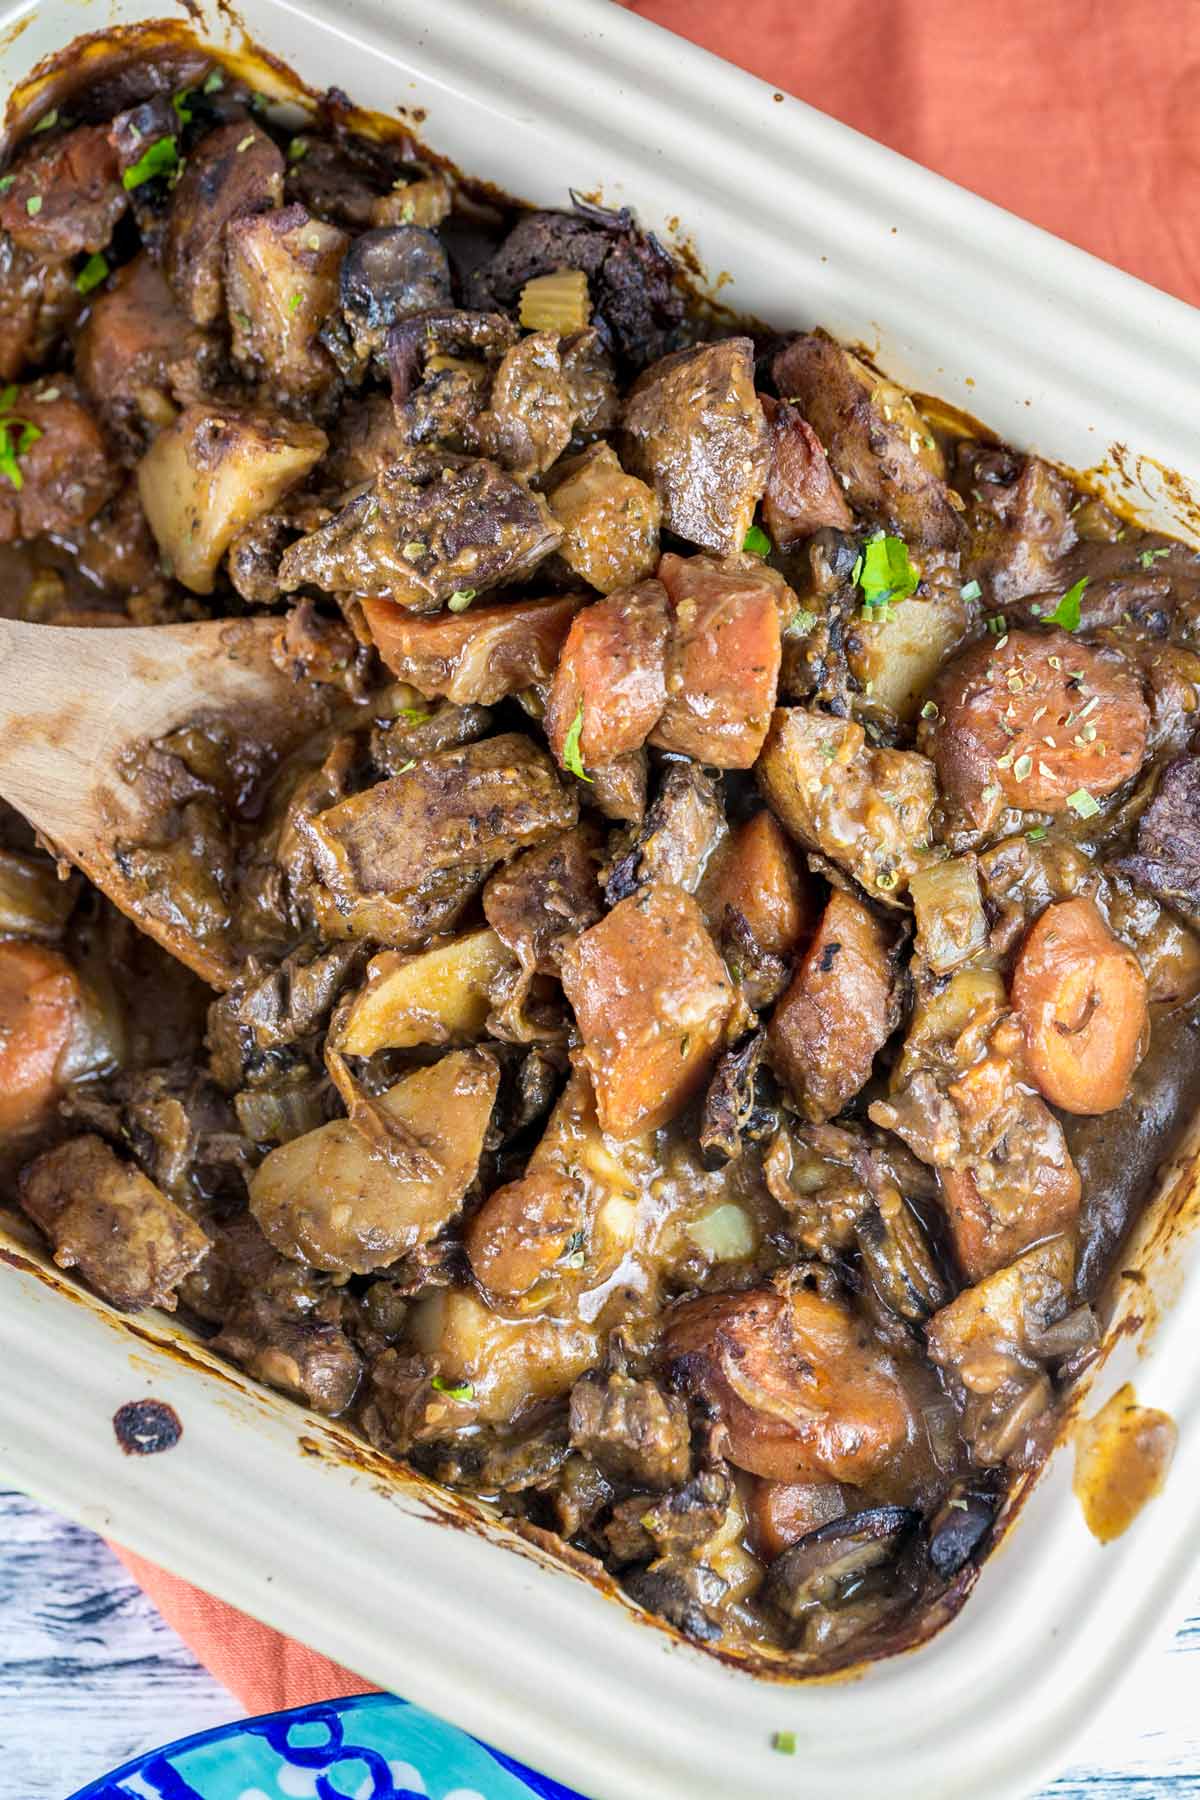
(1011, 897), (1148, 1115)
(0, 940), (82, 1135)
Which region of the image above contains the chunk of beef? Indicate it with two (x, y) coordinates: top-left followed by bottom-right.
(622, 338), (769, 553)
(339, 225), (451, 369)
(226, 496), (333, 607)
(278, 454), (561, 610)
(547, 441), (661, 594)
(544, 578), (671, 772)
(271, 599), (366, 692)
(768, 890), (899, 1121)
(587, 749), (648, 825)
(20, 1134), (209, 1312)
(226, 205), (347, 400)
(760, 394), (852, 547)
(370, 698), (494, 775)
(560, 883), (735, 1138)
(75, 255), (215, 452)
(698, 810), (815, 960)
(607, 1466), (734, 1561)
(466, 201), (685, 367)
(0, 123), (126, 257)
(106, 95), (176, 178)
(0, 236), (79, 380)
(663, 1279), (914, 1484)
(569, 1370), (691, 1489)
(649, 552), (786, 768)
(772, 333), (962, 548)
(956, 445), (1077, 604)
(605, 761), (727, 903)
(1114, 754), (1200, 927)
(212, 1295), (362, 1415)
(0, 379), (120, 544)
(164, 119), (285, 325)
(698, 1031), (777, 1166)
(363, 591), (582, 704)
(207, 943), (367, 1090)
(757, 708), (937, 905)
(386, 309), (518, 405)
(481, 823), (603, 985)
(324, 392), (409, 487)
(304, 733), (577, 946)
(249, 1048), (498, 1274)
(285, 132), (412, 230)
(476, 328), (616, 477)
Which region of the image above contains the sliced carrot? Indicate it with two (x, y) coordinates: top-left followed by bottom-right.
(649, 552), (785, 768)
(699, 809), (817, 956)
(0, 940), (82, 1135)
(543, 578), (670, 770)
(768, 889), (895, 1121)
(1011, 896), (1148, 1114)
(362, 591), (580, 705)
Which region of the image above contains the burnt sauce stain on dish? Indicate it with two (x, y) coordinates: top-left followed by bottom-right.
(113, 1396), (183, 1455)
(1072, 1382), (1177, 1543)
(1, 15), (1200, 1689)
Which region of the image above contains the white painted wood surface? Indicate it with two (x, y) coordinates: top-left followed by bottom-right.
(0, 1486), (1196, 1799)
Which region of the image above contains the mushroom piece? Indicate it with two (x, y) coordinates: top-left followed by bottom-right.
(926, 1488), (995, 1580)
(764, 1505), (917, 1620)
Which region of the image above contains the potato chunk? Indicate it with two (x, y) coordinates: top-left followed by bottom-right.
(20, 1135), (209, 1312)
(547, 442), (661, 593)
(410, 1285), (599, 1426)
(137, 403), (327, 593)
(757, 708), (937, 904)
(336, 928), (517, 1055)
(226, 204), (348, 398)
(249, 1049), (498, 1275)
(560, 883), (735, 1138)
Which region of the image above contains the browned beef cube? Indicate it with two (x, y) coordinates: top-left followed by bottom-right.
(20, 1135), (210, 1312)
(0, 124), (126, 257)
(569, 1370), (691, 1489)
(164, 119), (285, 325)
(0, 379), (120, 544)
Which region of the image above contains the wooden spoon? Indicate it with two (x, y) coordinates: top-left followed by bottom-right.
(0, 615), (334, 989)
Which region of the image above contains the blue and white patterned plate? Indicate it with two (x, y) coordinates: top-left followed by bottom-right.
(70, 1692), (589, 1800)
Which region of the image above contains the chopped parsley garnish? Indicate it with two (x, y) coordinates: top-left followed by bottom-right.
(0, 175), (14, 194)
(402, 540), (425, 561)
(960, 578), (982, 602)
(394, 759), (417, 774)
(1138, 546), (1171, 570)
(203, 69), (225, 94)
(122, 135), (179, 190)
(287, 290), (304, 314)
(431, 1375), (474, 1401)
(288, 135), (310, 163)
(24, 195), (41, 217)
(1026, 826), (1048, 841)
(773, 1732), (797, 1756)
(171, 88), (194, 124)
(920, 700), (939, 720)
(1038, 577), (1087, 632)
(397, 707), (433, 725)
(853, 532), (919, 616)
(237, 134), (257, 153)
(74, 252), (109, 295)
(563, 701), (591, 782)
(743, 523), (772, 557)
(1067, 787), (1101, 820)
(446, 587), (476, 613)
(32, 108), (59, 134)
(790, 608), (817, 636)
(0, 396), (42, 491)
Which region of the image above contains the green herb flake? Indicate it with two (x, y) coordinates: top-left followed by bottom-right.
(773, 1732), (797, 1756)
(1026, 826), (1048, 841)
(1138, 546), (1171, 570)
(446, 587), (476, 613)
(24, 195), (42, 217)
(0, 415), (40, 491)
(986, 613), (1007, 636)
(397, 707), (433, 725)
(74, 252), (109, 295)
(430, 1375), (474, 1401)
(876, 869), (899, 891)
(855, 532), (920, 614)
(960, 578), (982, 602)
(287, 136), (309, 164)
(171, 88), (194, 125)
(395, 759), (417, 774)
(237, 133), (257, 153)
(287, 291), (304, 314)
(790, 608), (817, 636)
(203, 69), (225, 94)
(402, 540), (425, 561)
(1043, 577), (1088, 632)
(0, 176), (14, 194)
(1067, 787), (1101, 820)
(743, 523), (772, 557)
(122, 135), (179, 190)
(32, 108), (58, 134)
(920, 700), (939, 720)
(563, 701), (592, 783)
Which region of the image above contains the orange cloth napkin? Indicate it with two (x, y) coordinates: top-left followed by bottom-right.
(114, 0), (1197, 1718)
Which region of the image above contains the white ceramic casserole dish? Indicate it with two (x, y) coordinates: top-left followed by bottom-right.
(1, 2), (1199, 1795)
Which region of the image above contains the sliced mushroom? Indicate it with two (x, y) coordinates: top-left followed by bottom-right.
(764, 1505), (917, 1620)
